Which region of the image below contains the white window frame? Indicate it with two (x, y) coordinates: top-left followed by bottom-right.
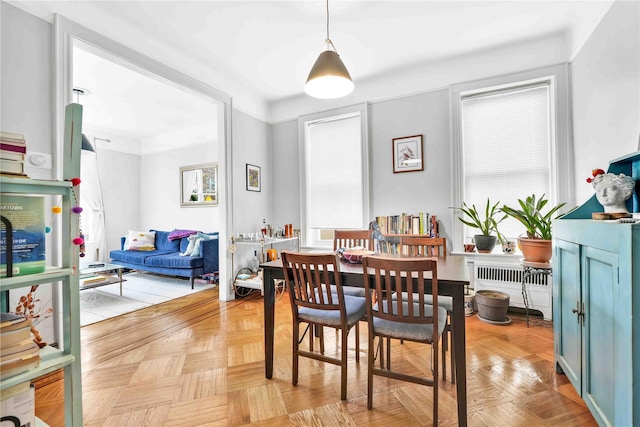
(450, 64), (574, 251)
(297, 103), (370, 248)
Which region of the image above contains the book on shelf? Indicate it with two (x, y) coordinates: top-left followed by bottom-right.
(0, 382), (35, 427)
(1, 326), (33, 349)
(375, 212), (439, 237)
(0, 142), (27, 153)
(0, 131), (25, 141)
(0, 340), (39, 365)
(80, 275), (111, 286)
(0, 158), (24, 175)
(0, 195), (46, 278)
(0, 313), (31, 333)
(1, 337), (38, 357)
(0, 353), (40, 380)
(0, 381), (30, 401)
(0, 150), (25, 162)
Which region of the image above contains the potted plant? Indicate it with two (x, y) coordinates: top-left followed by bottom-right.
(453, 198), (507, 253)
(500, 193), (566, 263)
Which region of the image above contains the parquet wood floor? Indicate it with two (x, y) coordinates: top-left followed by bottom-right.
(35, 287), (597, 426)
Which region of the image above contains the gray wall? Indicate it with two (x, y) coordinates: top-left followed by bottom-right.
(0, 2), (54, 180)
(270, 89), (455, 247)
(571, 0), (640, 204)
(369, 90), (453, 238)
(232, 109), (272, 234)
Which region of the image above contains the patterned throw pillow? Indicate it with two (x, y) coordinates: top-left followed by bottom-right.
(126, 230), (156, 251)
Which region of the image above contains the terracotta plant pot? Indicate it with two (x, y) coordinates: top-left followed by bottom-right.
(518, 237), (552, 263)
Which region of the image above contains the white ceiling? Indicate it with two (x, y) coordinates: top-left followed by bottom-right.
(9, 0), (615, 141)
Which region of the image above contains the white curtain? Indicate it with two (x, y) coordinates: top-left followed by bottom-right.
(80, 149), (107, 262)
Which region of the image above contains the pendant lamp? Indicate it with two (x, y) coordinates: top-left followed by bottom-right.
(305, 0), (354, 99)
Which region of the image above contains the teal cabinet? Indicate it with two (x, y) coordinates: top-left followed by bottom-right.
(553, 150), (640, 427)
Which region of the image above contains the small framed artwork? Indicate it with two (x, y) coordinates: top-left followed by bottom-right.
(392, 135), (424, 173)
(246, 164), (261, 192)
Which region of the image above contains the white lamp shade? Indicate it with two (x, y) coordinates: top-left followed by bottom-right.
(305, 50), (354, 99)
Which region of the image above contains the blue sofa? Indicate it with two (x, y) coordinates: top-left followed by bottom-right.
(109, 229), (219, 288)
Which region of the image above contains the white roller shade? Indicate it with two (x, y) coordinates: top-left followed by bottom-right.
(306, 114), (363, 229)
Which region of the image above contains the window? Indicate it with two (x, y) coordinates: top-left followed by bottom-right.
(451, 65), (573, 250)
(298, 104), (369, 247)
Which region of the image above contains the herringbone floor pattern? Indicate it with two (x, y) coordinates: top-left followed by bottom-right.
(35, 287), (597, 426)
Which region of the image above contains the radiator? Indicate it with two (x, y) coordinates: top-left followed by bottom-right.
(473, 261), (553, 320)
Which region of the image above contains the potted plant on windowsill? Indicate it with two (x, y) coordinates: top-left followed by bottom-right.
(500, 194), (566, 263)
(453, 198), (507, 253)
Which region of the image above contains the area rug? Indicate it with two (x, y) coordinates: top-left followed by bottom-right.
(79, 272), (215, 326)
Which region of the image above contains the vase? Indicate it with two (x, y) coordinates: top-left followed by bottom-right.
(502, 240), (516, 254)
(473, 235), (497, 253)
(518, 237), (552, 263)
(464, 290), (475, 316)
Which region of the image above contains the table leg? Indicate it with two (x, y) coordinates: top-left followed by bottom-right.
(263, 267), (275, 379)
(451, 285), (467, 427)
(118, 268), (123, 296)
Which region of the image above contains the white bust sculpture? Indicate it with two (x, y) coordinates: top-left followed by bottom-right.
(592, 173), (635, 213)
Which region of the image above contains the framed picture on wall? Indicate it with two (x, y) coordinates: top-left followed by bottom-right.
(246, 164), (261, 192)
(392, 135), (424, 173)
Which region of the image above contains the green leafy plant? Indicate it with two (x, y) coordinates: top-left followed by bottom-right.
(500, 194), (566, 240)
(453, 198), (507, 236)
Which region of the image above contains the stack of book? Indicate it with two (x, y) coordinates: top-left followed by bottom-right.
(0, 313), (40, 381)
(0, 131), (27, 177)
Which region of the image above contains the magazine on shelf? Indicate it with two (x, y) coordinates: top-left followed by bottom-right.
(0, 195), (46, 277)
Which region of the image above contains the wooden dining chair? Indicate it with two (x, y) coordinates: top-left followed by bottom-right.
(281, 251), (367, 401)
(361, 254), (446, 422)
(333, 229), (374, 251)
(400, 236), (447, 257)
(333, 229), (374, 298)
(399, 235), (455, 383)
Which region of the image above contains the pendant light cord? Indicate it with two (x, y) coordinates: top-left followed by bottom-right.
(326, 0), (330, 41)
(325, 0), (338, 52)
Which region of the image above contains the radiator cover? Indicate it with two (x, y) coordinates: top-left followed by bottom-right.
(473, 261), (553, 320)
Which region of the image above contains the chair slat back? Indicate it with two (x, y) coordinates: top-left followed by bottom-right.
(281, 251), (343, 311)
(334, 229), (373, 251)
(362, 255), (438, 329)
(400, 236), (447, 257)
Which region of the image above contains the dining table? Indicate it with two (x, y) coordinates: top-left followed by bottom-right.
(261, 253), (471, 426)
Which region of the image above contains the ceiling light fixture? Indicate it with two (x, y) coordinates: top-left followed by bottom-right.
(304, 0), (354, 99)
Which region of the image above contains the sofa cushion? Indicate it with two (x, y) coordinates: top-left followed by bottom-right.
(152, 230), (181, 252)
(144, 253), (204, 269)
(126, 230), (156, 251)
(111, 249), (175, 264)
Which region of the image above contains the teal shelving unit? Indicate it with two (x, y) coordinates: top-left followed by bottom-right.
(1, 104), (84, 426)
